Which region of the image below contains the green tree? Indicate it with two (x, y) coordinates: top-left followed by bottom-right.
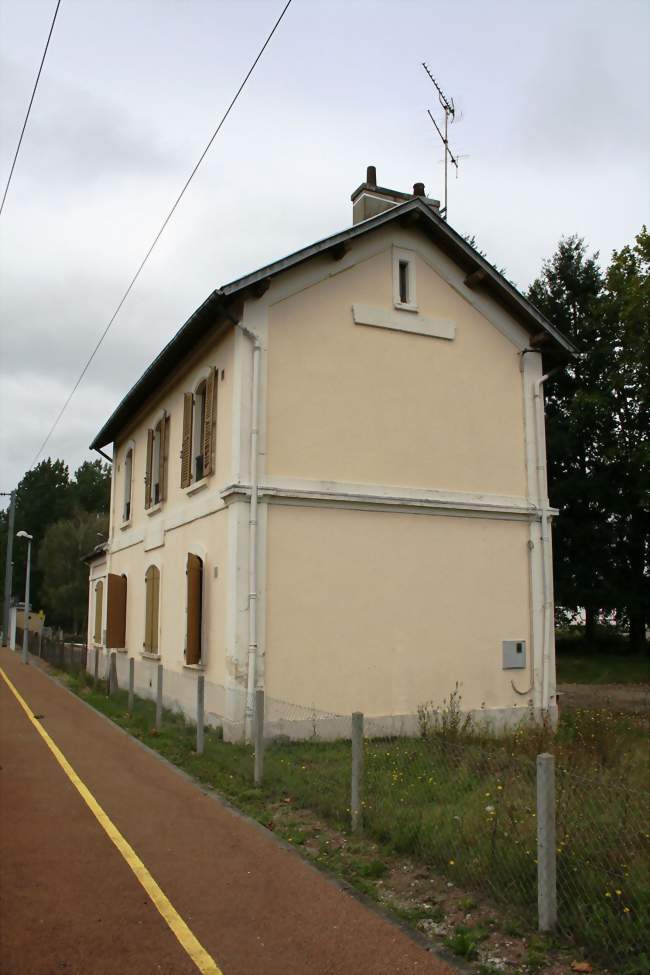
(528, 236), (613, 639)
(529, 231), (649, 650)
(599, 228), (650, 650)
(71, 460), (111, 513)
(38, 510), (108, 635)
(10, 459), (73, 612)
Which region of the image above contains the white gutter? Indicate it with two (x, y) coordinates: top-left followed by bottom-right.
(237, 324), (262, 737)
(533, 368), (560, 712)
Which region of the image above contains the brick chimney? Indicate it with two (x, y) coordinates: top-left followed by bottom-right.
(350, 166), (439, 224)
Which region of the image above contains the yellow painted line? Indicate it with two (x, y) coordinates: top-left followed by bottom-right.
(0, 665), (223, 975)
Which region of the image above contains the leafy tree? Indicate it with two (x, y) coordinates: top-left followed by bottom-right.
(0, 456), (110, 624)
(38, 510), (108, 635)
(9, 459), (73, 612)
(71, 460), (111, 514)
(529, 231), (649, 650)
(528, 237), (612, 639)
(599, 228), (650, 650)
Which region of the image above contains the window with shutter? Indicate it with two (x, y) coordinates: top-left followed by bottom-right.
(192, 382), (206, 482)
(144, 429), (154, 509)
(144, 565), (160, 653)
(123, 448), (133, 521)
(181, 393), (193, 488)
(93, 581), (103, 645)
(202, 368), (217, 478)
(106, 573), (127, 649)
(159, 414), (170, 502)
(186, 553), (203, 665)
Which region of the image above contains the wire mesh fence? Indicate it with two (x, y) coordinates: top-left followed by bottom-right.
(13, 640), (648, 966)
(15, 627), (87, 675)
(363, 734), (539, 923)
(554, 766), (649, 967)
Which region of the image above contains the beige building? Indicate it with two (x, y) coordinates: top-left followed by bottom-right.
(86, 167), (575, 738)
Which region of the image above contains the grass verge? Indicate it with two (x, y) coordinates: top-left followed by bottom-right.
(61, 669), (649, 973)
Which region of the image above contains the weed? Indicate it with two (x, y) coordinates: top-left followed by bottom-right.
(359, 859), (388, 879)
(458, 896), (477, 911)
(443, 923), (487, 960)
(525, 935), (549, 970)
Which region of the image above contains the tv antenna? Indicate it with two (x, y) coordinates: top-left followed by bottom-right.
(422, 63), (461, 220)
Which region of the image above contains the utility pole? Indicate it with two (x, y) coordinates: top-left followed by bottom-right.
(422, 63), (462, 221)
(2, 491), (15, 645)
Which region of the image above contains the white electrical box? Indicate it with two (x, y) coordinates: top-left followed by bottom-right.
(503, 640), (526, 669)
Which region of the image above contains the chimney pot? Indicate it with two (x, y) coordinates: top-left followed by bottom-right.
(413, 182), (425, 197)
(367, 165), (377, 187)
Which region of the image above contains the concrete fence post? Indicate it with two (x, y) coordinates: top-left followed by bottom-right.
(108, 651), (118, 696)
(128, 657), (135, 714)
(155, 663), (163, 730)
(254, 688), (265, 787)
(536, 752), (557, 932)
(351, 711), (364, 833)
(196, 674), (205, 755)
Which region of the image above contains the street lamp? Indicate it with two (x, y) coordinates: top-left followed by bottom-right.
(16, 531), (32, 665)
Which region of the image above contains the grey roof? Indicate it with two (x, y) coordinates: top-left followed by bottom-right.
(90, 197), (576, 450)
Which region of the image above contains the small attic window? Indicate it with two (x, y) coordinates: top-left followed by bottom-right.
(398, 261), (409, 304)
(393, 248), (417, 311)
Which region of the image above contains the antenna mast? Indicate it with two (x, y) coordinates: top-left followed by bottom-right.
(422, 63), (460, 220)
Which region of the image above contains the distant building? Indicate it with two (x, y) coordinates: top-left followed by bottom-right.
(86, 166), (575, 737)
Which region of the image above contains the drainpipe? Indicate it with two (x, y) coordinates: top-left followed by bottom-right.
(237, 324), (262, 736)
(533, 367), (561, 713)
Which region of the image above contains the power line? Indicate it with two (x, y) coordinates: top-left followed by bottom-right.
(0, 0), (63, 218)
(30, 0), (294, 469)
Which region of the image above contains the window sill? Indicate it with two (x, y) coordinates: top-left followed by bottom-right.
(120, 518), (132, 531)
(393, 301), (419, 313)
(183, 662), (205, 672)
(114, 647), (128, 654)
(146, 502), (163, 517)
(141, 651), (161, 661)
(185, 478), (209, 497)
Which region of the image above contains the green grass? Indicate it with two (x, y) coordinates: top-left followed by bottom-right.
(64, 670), (649, 969)
(556, 651), (650, 684)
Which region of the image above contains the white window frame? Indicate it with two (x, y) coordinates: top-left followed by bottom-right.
(393, 247), (418, 312)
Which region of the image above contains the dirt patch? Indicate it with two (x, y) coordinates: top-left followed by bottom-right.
(558, 682), (650, 713)
(266, 799), (609, 975)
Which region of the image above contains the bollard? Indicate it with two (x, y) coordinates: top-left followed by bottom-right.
(351, 711), (364, 833)
(196, 674), (205, 755)
(128, 657), (135, 714)
(108, 651), (118, 695)
(155, 663), (163, 730)
(536, 753), (557, 931)
(254, 688), (265, 787)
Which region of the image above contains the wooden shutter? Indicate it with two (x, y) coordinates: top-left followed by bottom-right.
(160, 414), (170, 502)
(93, 582), (103, 644)
(106, 573), (127, 649)
(144, 566), (160, 652)
(181, 393), (193, 488)
(186, 554), (202, 665)
(144, 429), (154, 509)
(202, 368), (217, 478)
(144, 569), (152, 650)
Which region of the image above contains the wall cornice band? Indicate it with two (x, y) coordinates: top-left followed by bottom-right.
(221, 478), (557, 522)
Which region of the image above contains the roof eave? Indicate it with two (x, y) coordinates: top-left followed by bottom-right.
(90, 198), (575, 449)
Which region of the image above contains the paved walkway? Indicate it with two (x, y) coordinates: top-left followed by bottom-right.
(0, 648), (453, 975)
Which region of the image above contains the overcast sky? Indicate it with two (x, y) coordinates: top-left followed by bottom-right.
(1, 0), (648, 504)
